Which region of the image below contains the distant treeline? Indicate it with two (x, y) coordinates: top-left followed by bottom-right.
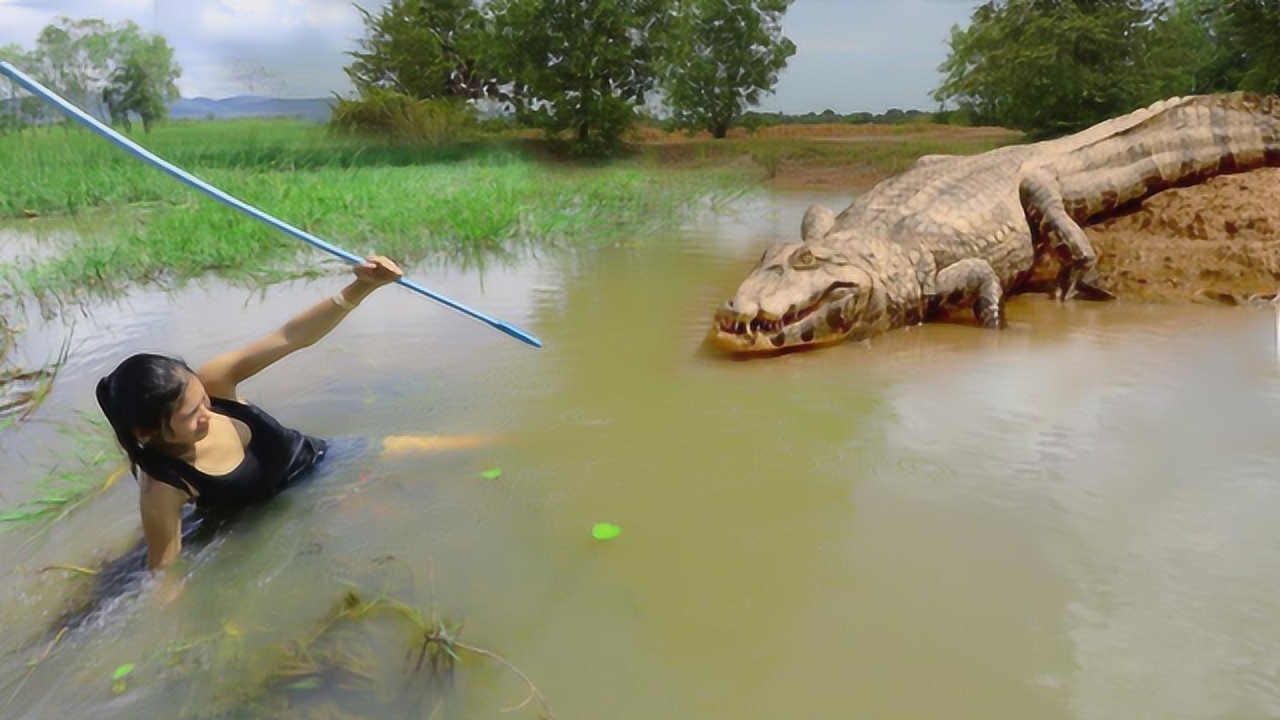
(737, 108), (939, 127)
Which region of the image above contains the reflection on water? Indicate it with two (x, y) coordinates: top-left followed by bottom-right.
(4, 191), (1280, 719)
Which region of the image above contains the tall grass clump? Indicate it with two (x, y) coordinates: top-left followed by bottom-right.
(330, 89), (478, 147)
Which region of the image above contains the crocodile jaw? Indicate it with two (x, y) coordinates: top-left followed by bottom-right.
(711, 286), (869, 354)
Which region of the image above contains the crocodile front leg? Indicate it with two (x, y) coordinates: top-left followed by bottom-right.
(1019, 170), (1115, 301)
(929, 258), (1007, 329)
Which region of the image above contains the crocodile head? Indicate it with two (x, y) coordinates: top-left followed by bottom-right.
(712, 204), (879, 354)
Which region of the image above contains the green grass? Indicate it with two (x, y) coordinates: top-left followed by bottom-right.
(0, 119), (490, 217)
(0, 119), (748, 299)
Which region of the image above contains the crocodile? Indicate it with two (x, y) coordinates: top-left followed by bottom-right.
(712, 92), (1280, 354)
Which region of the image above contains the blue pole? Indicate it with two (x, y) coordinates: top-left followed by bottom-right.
(0, 61), (543, 349)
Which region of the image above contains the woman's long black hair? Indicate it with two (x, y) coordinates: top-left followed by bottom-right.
(94, 353), (194, 479)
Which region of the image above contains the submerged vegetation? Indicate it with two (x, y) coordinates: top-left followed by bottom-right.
(205, 583), (556, 719)
(0, 412), (121, 527)
(0, 323), (69, 430)
(10, 561), (551, 718)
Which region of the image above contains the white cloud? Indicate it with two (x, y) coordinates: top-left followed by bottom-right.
(199, 1), (285, 39)
(305, 2), (357, 29)
(0, 7), (47, 48)
(195, 0), (358, 42)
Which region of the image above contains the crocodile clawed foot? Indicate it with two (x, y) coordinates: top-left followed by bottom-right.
(1058, 268), (1115, 302)
(974, 297), (1007, 329)
(1072, 273), (1115, 301)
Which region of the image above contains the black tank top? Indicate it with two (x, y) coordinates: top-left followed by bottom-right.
(145, 397), (327, 508)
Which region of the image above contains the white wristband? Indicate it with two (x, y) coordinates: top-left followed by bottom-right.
(331, 293), (357, 310)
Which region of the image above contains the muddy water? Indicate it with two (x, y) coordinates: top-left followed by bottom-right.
(3, 193), (1280, 719)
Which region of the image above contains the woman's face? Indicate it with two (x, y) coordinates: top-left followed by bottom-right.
(157, 374), (213, 445)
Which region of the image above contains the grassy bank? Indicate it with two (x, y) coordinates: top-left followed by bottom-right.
(5, 159), (746, 299)
(0, 120), (505, 218)
(0, 120), (749, 299)
(0, 119), (1020, 300)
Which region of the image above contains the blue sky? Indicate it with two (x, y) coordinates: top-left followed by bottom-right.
(0, 0), (983, 112)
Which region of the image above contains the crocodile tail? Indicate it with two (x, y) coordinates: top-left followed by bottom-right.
(1049, 93), (1280, 224)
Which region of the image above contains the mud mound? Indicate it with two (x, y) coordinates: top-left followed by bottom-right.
(1084, 167), (1280, 303)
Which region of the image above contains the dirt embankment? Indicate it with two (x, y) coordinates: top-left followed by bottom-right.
(1085, 167), (1280, 304)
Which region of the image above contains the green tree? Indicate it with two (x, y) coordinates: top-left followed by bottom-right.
(661, 0), (795, 138)
(104, 57), (157, 132)
(1214, 0), (1280, 94)
(99, 23), (180, 129)
(22, 17), (179, 124)
(1138, 0), (1222, 96)
(934, 0), (1166, 138)
(346, 0), (499, 101)
(486, 0), (675, 155)
(31, 17), (122, 118)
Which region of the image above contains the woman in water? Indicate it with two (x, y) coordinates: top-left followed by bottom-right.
(95, 255), (487, 572)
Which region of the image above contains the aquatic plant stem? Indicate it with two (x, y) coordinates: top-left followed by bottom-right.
(0, 61), (542, 349)
(454, 640), (554, 716)
(38, 564), (99, 576)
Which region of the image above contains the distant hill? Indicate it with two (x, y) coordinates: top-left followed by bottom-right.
(167, 96), (334, 122)
(0, 95), (334, 123)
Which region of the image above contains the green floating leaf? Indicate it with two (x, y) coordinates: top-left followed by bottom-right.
(112, 663), (135, 680)
(287, 677), (322, 691)
(480, 467), (503, 480)
(591, 522), (621, 541)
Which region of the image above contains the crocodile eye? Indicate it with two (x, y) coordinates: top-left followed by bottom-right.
(790, 248), (819, 270)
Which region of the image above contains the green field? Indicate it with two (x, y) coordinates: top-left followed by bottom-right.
(0, 120), (750, 299)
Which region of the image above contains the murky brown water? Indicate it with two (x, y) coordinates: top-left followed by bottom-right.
(4, 192), (1280, 719)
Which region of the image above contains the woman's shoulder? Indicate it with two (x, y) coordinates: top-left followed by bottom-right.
(209, 394), (250, 406)
(209, 395), (257, 417)
(139, 468), (196, 502)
